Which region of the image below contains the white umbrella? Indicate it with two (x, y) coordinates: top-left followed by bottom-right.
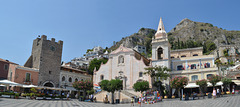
(22, 84), (37, 88)
(0, 84), (6, 87)
(0, 80), (22, 86)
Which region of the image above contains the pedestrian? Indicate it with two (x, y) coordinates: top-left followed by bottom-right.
(138, 97), (141, 107)
(67, 92), (70, 100)
(217, 88), (220, 97)
(131, 97), (134, 106)
(213, 88), (216, 99)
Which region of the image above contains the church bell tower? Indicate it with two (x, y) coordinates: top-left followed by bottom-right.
(151, 17), (171, 68)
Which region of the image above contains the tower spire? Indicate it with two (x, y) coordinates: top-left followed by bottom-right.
(154, 17), (167, 39)
(157, 17), (166, 33)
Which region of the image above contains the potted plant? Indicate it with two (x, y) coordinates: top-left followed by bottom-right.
(226, 91), (230, 94)
(14, 93), (19, 99)
(172, 95), (175, 99)
(26, 93), (31, 99)
(45, 95), (52, 100)
(36, 93), (44, 100)
(54, 96), (61, 100)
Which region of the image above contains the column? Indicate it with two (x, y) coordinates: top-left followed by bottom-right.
(199, 59), (202, 69)
(185, 61), (188, 70)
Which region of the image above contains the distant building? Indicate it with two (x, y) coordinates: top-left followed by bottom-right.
(60, 65), (92, 95)
(133, 45), (146, 55)
(71, 46), (109, 69)
(217, 45), (240, 64)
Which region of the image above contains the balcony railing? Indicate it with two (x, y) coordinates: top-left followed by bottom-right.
(23, 78), (33, 84)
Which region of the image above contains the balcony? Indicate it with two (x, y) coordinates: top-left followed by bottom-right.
(23, 78), (33, 85)
(170, 67), (218, 75)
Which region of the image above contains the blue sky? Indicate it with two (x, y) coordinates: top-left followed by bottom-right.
(0, 0), (240, 65)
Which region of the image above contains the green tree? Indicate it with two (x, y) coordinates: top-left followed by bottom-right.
(72, 80), (93, 100)
(88, 58), (108, 75)
(144, 66), (170, 95)
(196, 79), (208, 96)
(208, 75), (221, 88)
(100, 79), (123, 104)
(221, 78), (232, 93)
(170, 76), (188, 98)
(133, 81), (149, 94)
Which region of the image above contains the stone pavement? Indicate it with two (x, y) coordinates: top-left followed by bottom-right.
(0, 95), (240, 107)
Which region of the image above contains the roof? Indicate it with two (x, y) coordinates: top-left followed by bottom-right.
(0, 58), (18, 65)
(61, 66), (88, 74)
(110, 45), (133, 55)
(171, 47), (203, 52)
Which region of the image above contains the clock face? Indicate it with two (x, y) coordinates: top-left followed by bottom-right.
(50, 46), (56, 51)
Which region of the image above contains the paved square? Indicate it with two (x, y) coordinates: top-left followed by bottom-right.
(0, 95), (240, 107)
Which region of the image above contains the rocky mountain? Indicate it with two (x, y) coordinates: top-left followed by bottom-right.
(108, 18), (240, 57)
(168, 18), (240, 47)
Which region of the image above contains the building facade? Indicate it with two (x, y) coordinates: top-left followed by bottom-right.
(0, 58), (16, 80)
(24, 35), (63, 87)
(93, 45), (152, 89)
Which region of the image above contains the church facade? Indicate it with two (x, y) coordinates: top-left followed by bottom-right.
(93, 45), (152, 89)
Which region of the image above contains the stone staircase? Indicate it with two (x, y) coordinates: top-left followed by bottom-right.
(121, 90), (137, 98)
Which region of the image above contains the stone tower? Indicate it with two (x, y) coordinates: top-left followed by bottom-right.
(24, 35), (63, 87)
(151, 17), (171, 68)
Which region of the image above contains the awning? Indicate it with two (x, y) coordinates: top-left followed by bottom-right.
(232, 80), (240, 85)
(207, 82), (223, 87)
(0, 80), (22, 86)
(22, 84), (38, 88)
(184, 83), (199, 88)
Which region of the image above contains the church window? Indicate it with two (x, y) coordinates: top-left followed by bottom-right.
(157, 47), (163, 60)
(139, 72), (143, 77)
(100, 75), (104, 80)
(69, 77), (72, 82)
(118, 55), (124, 64)
(191, 75), (198, 81)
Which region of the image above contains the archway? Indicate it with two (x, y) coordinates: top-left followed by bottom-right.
(43, 81), (55, 87)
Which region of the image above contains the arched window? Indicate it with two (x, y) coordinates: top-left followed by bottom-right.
(193, 54), (198, 56)
(191, 75), (198, 81)
(100, 75), (104, 80)
(62, 76), (65, 81)
(207, 74), (213, 79)
(69, 77), (72, 82)
(157, 47), (163, 60)
(118, 55), (124, 64)
(139, 72), (143, 77)
(75, 78), (78, 82)
(181, 55), (186, 58)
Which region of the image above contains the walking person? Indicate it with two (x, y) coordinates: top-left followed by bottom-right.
(217, 88), (220, 98)
(131, 97), (134, 106)
(213, 88), (216, 99)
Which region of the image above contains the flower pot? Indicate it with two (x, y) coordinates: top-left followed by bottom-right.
(46, 97), (52, 100)
(164, 96), (168, 99)
(2, 95), (11, 98)
(172, 96), (175, 99)
(183, 95), (185, 98)
(36, 97), (44, 100)
(226, 91), (230, 94)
